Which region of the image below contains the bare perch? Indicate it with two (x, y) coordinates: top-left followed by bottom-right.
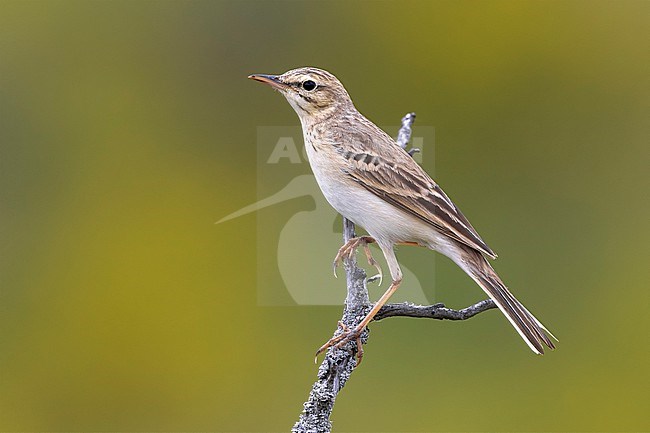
(375, 299), (496, 321)
(292, 218), (371, 433)
(396, 112), (415, 148)
(291, 113), (495, 433)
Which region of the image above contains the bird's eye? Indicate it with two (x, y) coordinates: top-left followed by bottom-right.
(302, 80), (316, 91)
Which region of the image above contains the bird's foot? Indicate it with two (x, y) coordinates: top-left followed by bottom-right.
(332, 236), (383, 285)
(314, 321), (365, 366)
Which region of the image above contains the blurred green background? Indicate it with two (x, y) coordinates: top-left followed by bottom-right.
(1, 0), (648, 431)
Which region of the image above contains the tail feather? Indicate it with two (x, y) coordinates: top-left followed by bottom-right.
(520, 300), (559, 343)
(461, 248), (556, 354)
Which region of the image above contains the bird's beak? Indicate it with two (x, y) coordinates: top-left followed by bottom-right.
(248, 74), (289, 91)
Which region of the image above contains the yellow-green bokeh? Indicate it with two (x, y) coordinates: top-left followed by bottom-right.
(0, 1), (648, 431)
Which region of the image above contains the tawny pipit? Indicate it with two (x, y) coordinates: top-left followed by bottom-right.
(249, 67), (556, 361)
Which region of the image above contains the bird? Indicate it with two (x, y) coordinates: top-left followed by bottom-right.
(248, 67), (556, 362)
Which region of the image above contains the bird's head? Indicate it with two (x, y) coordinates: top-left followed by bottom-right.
(248, 67), (353, 121)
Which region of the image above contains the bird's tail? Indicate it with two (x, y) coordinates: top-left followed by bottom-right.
(460, 247), (557, 354)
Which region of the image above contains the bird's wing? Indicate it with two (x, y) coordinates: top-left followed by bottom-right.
(339, 144), (497, 258)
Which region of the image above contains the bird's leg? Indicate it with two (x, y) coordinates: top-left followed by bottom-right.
(315, 278), (402, 365)
(332, 236), (383, 284)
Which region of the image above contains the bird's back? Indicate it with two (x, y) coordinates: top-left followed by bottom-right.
(309, 110), (497, 259)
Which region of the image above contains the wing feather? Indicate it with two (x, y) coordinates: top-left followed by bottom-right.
(341, 148), (497, 258)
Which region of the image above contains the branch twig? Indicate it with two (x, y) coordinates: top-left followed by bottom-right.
(292, 218), (370, 433)
(395, 112), (420, 156)
(292, 112), (494, 433)
(375, 299), (496, 321)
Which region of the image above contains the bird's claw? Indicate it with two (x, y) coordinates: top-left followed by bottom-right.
(332, 236), (382, 285)
(314, 321), (365, 366)
(332, 241), (358, 278)
(363, 249), (383, 285)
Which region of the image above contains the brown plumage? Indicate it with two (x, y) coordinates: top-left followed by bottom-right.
(249, 67), (556, 360)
